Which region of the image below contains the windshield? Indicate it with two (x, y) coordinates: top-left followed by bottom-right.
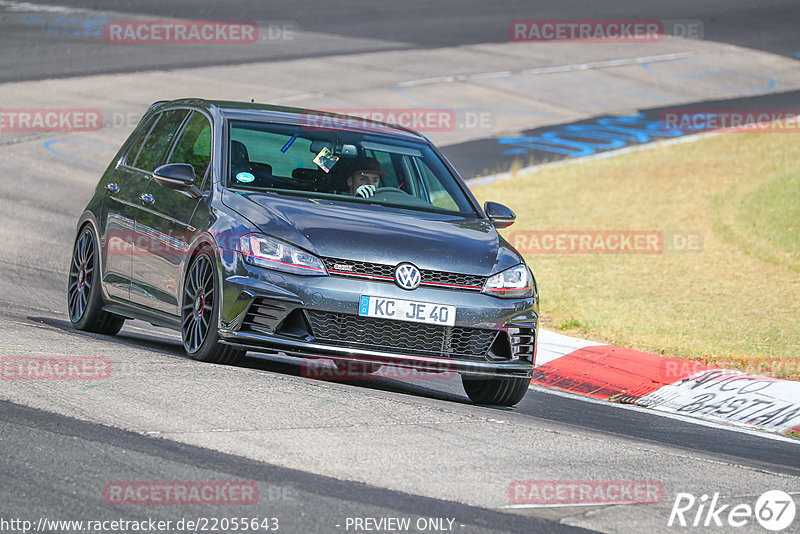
(226, 120), (477, 215)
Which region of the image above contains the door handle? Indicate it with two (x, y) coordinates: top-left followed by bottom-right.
(105, 182), (120, 194)
(140, 193), (155, 205)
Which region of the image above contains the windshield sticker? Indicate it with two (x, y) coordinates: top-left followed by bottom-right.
(280, 134), (297, 154)
(236, 172), (255, 183)
(312, 146), (339, 173)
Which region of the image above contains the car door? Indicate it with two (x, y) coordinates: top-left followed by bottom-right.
(100, 114), (158, 302)
(125, 108), (190, 310)
(131, 110), (212, 315)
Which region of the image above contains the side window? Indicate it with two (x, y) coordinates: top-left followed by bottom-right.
(417, 159), (459, 211)
(122, 115), (158, 166)
(230, 129), (312, 176)
(133, 109), (189, 172)
(168, 112), (212, 188)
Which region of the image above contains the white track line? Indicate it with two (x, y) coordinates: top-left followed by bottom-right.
(397, 52), (694, 87)
(0, 0), (77, 13)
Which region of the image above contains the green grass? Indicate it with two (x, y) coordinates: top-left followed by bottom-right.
(469, 132), (800, 377)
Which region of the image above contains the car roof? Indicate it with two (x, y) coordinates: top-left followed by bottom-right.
(152, 98), (429, 142)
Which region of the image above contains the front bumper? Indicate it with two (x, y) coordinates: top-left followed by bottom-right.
(219, 329), (534, 378)
(216, 248), (538, 378)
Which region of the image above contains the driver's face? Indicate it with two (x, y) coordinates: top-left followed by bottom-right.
(348, 171), (381, 193)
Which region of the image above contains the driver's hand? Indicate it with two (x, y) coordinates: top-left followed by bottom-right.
(355, 184), (377, 198)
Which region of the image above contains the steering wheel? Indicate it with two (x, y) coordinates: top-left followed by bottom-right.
(369, 187), (411, 200)
(294, 174), (330, 192)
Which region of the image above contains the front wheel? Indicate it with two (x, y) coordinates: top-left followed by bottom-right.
(181, 249), (243, 365)
(462, 376), (530, 406)
(67, 225), (125, 335)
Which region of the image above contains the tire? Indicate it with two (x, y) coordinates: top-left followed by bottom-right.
(181, 249), (243, 365)
(462, 376), (530, 406)
(67, 225), (125, 335)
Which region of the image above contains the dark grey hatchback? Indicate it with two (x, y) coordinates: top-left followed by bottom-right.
(68, 98), (539, 406)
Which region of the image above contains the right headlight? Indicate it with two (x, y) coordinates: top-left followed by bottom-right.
(482, 264), (533, 299)
(239, 234), (327, 276)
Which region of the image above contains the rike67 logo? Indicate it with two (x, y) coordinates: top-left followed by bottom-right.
(668, 490), (796, 531)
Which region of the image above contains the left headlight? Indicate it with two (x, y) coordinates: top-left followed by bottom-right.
(482, 264), (533, 299)
(239, 234), (328, 276)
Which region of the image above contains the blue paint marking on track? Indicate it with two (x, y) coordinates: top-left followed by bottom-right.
(43, 139), (117, 167)
(18, 15), (108, 36)
(497, 113), (685, 158)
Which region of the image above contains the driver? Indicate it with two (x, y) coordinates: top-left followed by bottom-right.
(347, 158), (385, 198)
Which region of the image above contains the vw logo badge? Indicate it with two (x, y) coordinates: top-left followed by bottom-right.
(394, 263), (421, 290)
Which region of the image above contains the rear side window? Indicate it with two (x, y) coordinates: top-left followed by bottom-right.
(133, 109), (189, 172)
(168, 111), (212, 187)
(123, 115), (158, 166)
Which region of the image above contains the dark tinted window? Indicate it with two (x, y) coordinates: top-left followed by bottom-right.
(133, 109), (189, 172)
(227, 120), (476, 215)
(168, 112), (212, 187)
(123, 115), (158, 166)
(367, 149), (399, 185)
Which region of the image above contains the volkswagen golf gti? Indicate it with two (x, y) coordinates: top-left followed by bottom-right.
(68, 98), (539, 406)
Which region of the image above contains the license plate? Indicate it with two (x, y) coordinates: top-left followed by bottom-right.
(358, 295), (455, 326)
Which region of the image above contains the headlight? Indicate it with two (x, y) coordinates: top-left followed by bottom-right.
(239, 234), (327, 276)
(482, 264), (532, 299)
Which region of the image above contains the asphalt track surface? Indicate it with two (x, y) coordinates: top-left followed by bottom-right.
(1, 2), (800, 533)
(2, 0), (799, 82)
(0, 401), (588, 534)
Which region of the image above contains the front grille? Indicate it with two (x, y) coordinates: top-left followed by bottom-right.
(322, 257), (485, 290)
(306, 310), (497, 360)
(324, 258), (394, 279)
(421, 268), (485, 288)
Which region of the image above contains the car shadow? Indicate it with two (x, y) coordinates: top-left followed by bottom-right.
(241, 353), (470, 405)
(28, 315), (471, 405)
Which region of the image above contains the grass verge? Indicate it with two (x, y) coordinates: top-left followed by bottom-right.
(469, 132), (800, 378)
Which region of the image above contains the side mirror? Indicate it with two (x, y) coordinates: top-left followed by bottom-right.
(153, 164), (203, 199)
(484, 201), (516, 229)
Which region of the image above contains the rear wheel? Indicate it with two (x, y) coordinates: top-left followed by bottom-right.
(462, 376), (530, 406)
(67, 226), (124, 335)
(181, 249), (243, 365)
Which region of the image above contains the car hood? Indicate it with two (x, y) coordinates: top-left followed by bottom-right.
(221, 190), (522, 275)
